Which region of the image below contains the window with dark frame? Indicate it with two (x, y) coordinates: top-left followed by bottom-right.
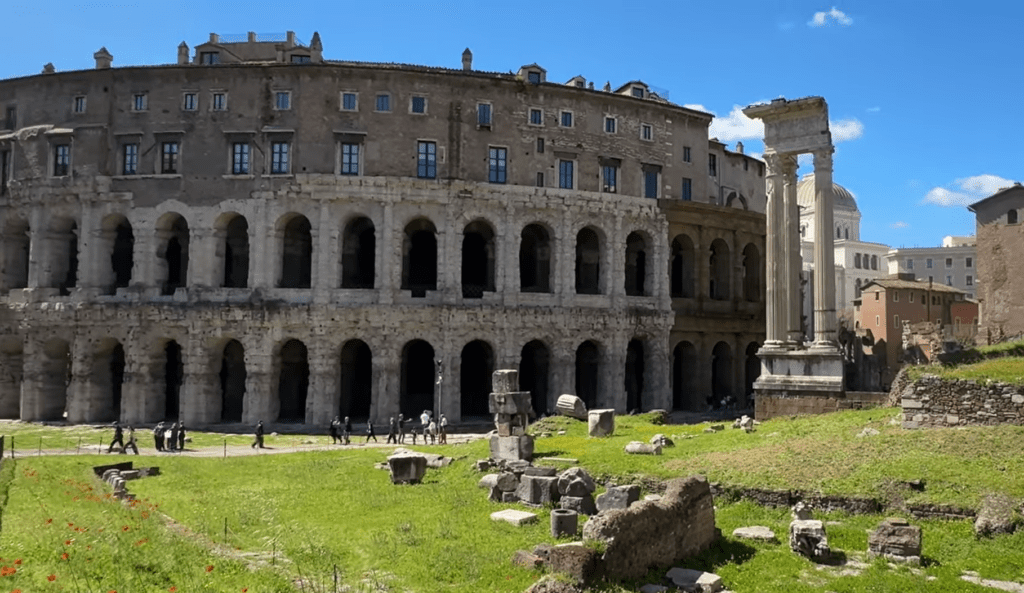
(478, 103), (492, 127)
(270, 142), (290, 174)
(341, 143), (359, 175)
(966, 257), (973, 268)
(417, 141), (436, 179)
(275, 91), (291, 110)
(681, 177), (692, 201)
(527, 71), (541, 84)
(342, 92), (357, 111)
(536, 172), (544, 187)
(558, 160), (573, 189)
(602, 164), (617, 193)
(122, 144), (138, 175)
(53, 144), (70, 176)
(631, 87), (644, 98)
(411, 96), (426, 114)
(200, 51), (220, 65)
(212, 92), (226, 111)
(161, 141), (179, 174)
(643, 165), (661, 199)
(529, 108), (543, 125)
(536, 138), (544, 153)
(290, 55), (311, 64)
(683, 146), (691, 162)
(232, 142), (250, 175)
(560, 111), (573, 127)
(73, 96), (86, 113)
(183, 93), (197, 111)
(133, 93), (147, 111)
(641, 123), (653, 141)
(0, 150), (9, 194)
(708, 154), (717, 176)
(375, 94), (390, 112)
(604, 117), (616, 133)
(967, 275), (973, 286)
(488, 147), (507, 183)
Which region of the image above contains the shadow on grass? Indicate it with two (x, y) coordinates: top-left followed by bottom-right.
(816, 549), (848, 566)
(676, 536), (759, 571)
(532, 449), (571, 458)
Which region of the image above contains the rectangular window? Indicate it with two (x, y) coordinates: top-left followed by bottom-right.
(411, 96), (426, 114)
(946, 275), (953, 286)
(604, 117), (616, 133)
(132, 93), (147, 112)
(527, 71), (541, 84)
(894, 315), (900, 329)
(212, 92), (226, 111)
(270, 142), (290, 174)
(926, 258), (933, 269)
(375, 94), (390, 112)
(966, 275), (973, 286)
(966, 257), (973, 268)
(488, 147), (507, 183)
(631, 86), (644, 98)
(893, 291), (899, 302)
(683, 146), (691, 163)
(290, 55), (311, 64)
(275, 91), (291, 110)
(477, 103), (492, 127)
(875, 292), (879, 301)
(536, 172), (544, 187)
(340, 143), (359, 175)
(906, 258), (914, 270)
(560, 111), (573, 128)
(4, 107), (15, 130)
(529, 108), (543, 126)
(73, 96), (86, 113)
(909, 292), (915, 303)
(945, 257), (953, 268)
(641, 123), (653, 141)
(536, 138), (544, 153)
(122, 143), (138, 175)
(182, 93), (197, 111)
(644, 169), (659, 199)
(558, 159), (574, 189)
(0, 150), (10, 194)
(53, 144), (70, 176)
(681, 177), (692, 201)
(708, 154), (717, 177)
(232, 143), (250, 175)
(161, 142), (179, 174)
(417, 141), (437, 179)
(602, 165), (618, 193)
(200, 51), (220, 65)
(875, 315), (880, 327)
(341, 92), (358, 111)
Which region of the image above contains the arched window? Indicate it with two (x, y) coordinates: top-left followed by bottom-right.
(156, 213), (189, 295)
(462, 221), (495, 298)
(575, 227), (601, 295)
(520, 224), (552, 293)
(1009, 209), (1018, 224)
(670, 234), (695, 298)
(280, 215), (312, 289)
(341, 217), (375, 289)
(402, 219), (437, 296)
(854, 253), (862, 269)
(709, 239), (730, 300)
(624, 232), (648, 296)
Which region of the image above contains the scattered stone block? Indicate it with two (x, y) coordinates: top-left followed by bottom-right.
(596, 485), (641, 513)
(138, 467), (160, 477)
(650, 433), (673, 447)
(489, 434), (534, 462)
(512, 549), (545, 569)
(538, 457), (578, 465)
(503, 459), (532, 475)
(492, 369), (519, 394)
(560, 495), (597, 516)
(625, 441), (661, 455)
(791, 501), (814, 520)
(960, 574), (1024, 593)
(556, 394), (588, 420)
(550, 508), (578, 538)
(488, 486), (503, 502)
(524, 465), (557, 477)
(386, 453), (427, 484)
(474, 459), (493, 472)
(666, 567), (724, 592)
(739, 415), (755, 433)
(647, 409), (669, 424)
(120, 470), (141, 480)
(495, 471), (520, 492)
(587, 409), (615, 437)
(868, 518), (922, 564)
(501, 491), (519, 503)
(546, 542), (603, 586)
(478, 474), (499, 490)
(732, 526), (777, 542)
(974, 494), (1018, 537)
(556, 467), (596, 496)
(490, 509), (538, 526)
(789, 519), (830, 560)
(516, 474), (559, 506)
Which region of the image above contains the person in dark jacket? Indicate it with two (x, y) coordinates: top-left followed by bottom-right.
(167, 422), (179, 452)
(343, 416), (352, 445)
(252, 420), (265, 448)
(365, 420), (377, 443)
(153, 422), (165, 451)
(329, 416), (342, 444)
(107, 422), (124, 454)
(177, 423), (186, 450)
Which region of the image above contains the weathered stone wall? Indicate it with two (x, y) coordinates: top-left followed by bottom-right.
(901, 375), (1024, 428)
(973, 185), (1024, 340)
(755, 391), (887, 419)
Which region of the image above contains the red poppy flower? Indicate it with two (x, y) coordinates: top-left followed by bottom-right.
(206, 565), (214, 573)
(169, 587), (177, 592)
(12, 560), (19, 565)
(61, 553), (69, 560)
(46, 518), (53, 524)
(64, 540), (72, 545)
(122, 526), (130, 532)
(67, 522), (74, 527)
(47, 574), (56, 582)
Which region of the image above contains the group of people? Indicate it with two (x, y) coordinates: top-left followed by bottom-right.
(106, 422), (139, 455)
(152, 421), (187, 452)
(374, 411), (448, 445)
(328, 416), (353, 445)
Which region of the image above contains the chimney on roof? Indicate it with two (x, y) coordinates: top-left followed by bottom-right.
(177, 42), (189, 65)
(94, 47), (112, 69)
(209, 33), (219, 44)
(603, 81), (611, 92)
(248, 32), (257, 43)
(310, 32), (323, 62)
(286, 31), (296, 47)
(462, 48), (472, 71)
(42, 63), (55, 74)
(736, 141), (744, 154)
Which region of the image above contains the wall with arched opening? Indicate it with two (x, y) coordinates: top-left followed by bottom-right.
(219, 339), (245, 422)
(156, 213), (189, 295)
(672, 341), (699, 411)
(339, 339), (372, 419)
(217, 213), (249, 288)
(519, 223), (552, 293)
(462, 221), (495, 298)
(460, 340), (493, 417)
(277, 339), (309, 421)
(1, 217), (29, 292)
(519, 340), (550, 416)
(100, 214), (134, 294)
(400, 339), (435, 418)
(624, 232), (649, 297)
(341, 217), (375, 289)
(402, 219), (438, 296)
(279, 214), (312, 289)
(575, 340), (600, 408)
(711, 341), (733, 402)
(575, 227), (602, 295)
(742, 243), (760, 302)
(709, 239), (731, 301)
(671, 234), (696, 298)
(625, 339), (645, 411)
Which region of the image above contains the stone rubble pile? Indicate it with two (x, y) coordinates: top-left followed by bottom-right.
(867, 517), (922, 565)
(788, 503), (831, 561)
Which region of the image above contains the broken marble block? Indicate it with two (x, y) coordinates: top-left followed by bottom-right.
(732, 526), (777, 542)
(556, 467), (596, 496)
(868, 518), (922, 564)
(387, 453), (427, 484)
(665, 567), (723, 593)
(624, 441), (661, 455)
(489, 434), (534, 462)
(595, 485), (641, 513)
(490, 509), (537, 526)
(560, 494), (597, 516)
(556, 394), (588, 420)
(516, 474), (559, 506)
(588, 409), (615, 437)
(789, 519), (831, 560)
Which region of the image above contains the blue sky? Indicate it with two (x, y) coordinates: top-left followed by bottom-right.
(4, 1), (1021, 249)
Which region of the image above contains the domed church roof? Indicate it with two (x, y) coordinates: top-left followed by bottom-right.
(796, 173), (859, 212)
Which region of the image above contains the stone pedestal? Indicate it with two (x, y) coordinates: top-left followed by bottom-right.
(387, 453), (427, 484)
(550, 509), (578, 538)
(868, 518), (922, 564)
(587, 409), (615, 437)
(489, 434), (534, 462)
(754, 347), (845, 419)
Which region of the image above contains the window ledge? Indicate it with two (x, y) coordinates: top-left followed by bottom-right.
(222, 174), (255, 180)
(113, 174), (181, 180)
(264, 174), (294, 179)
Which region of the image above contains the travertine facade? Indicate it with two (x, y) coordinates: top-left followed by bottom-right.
(969, 183), (1024, 340)
(0, 32), (765, 427)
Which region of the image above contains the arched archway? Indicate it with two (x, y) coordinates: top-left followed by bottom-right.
(744, 342), (761, 404)
(1, 217), (29, 291)
(164, 340), (183, 421)
(575, 227), (601, 295)
(625, 232), (648, 297)
(341, 217), (375, 289)
(670, 234), (695, 298)
(100, 214), (133, 294)
(462, 221), (495, 298)
(38, 339), (71, 421)
(50, 217), (78, 295)
(460, 340), (493, 417)
(520, 224), (551, 293)
(157, 213), (189, 296)
(625, 339), (645, 411)
(520, 340), (550, 416)
(219, 340), (245, 422)
(742, 243), (760, 302)
(400, 340), (435, 418)
(280, 215), (312, 289)
(672, 341), (698, 411)
(101, 340), (125, 422)
(277, 340), (309, 422)
(219, 214), (249, 288)
(709, 239), (731, 300)
(402, 219), (437, 296)
(340, 340), (372, 420)
(711, 341), (733, 404)
(575, 341), (600, 408)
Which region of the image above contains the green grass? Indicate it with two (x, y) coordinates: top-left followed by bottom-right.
(909, 357), (1024, 385)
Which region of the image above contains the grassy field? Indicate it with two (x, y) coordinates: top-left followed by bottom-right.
(1, 408), (1023, 592)
(909, 356), (1024, 385)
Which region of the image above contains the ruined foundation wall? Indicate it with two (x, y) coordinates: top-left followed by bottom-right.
(901, 375), (1024, 428)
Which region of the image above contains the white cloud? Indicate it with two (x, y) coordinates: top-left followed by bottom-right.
(890, 221), (909, 229)
(708, 106), (764, 142)
(831, 118), (864, 142)
(809, 7), (853, 26)
(921, 174), (1015, 207)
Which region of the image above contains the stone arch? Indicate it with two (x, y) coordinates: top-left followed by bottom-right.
(1, 216), (29, 291)
(460, 339), (494, 417)
(520, 340), (550, 416)
(341, 216), (376, 289)
(0, 338), (22, 419)
(462, 220), (495, 298)
(575, 340), (600, 408)
(672, 340), (699, 411)
(711, 341), (733, 403)
(215, 212), (249, 289)
(99, 214), (134, 294)
(400, 339), (435, 418)
(625, 339), (645, 411)
(742, 243), (760, 302)
(402, 218), (437, 296)
(1008, 209), (1018, 225)
(520, 223), (552, 293)
(276, 339), (309, 422)
(725, 191), (749, 210)
(709, 238), (731, 300)
(91, 338), (126, 422)
(163, 339), (184, 421)
(278, 214), (312, 289)
(575, 226), (602, 295)
(670, 234), (696, 298)
(38, 338), (71, 421)
(625, 231), (649, 297)
(50, 216), (79, 295)
(219, 339), (245, 422)
(339, 339), (372, 420)
(156, 212), (189, 296)
(744, 342), (761, 403)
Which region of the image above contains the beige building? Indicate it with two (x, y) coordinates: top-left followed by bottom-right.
(0, 31), (766, 427)
(886, 236), (978, 300)
(969, 182), (1024, 340)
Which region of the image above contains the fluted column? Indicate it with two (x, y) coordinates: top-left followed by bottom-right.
(782, 154), (803, 346)
(812, 148), (838, 348)
(762, 152), (785, 348)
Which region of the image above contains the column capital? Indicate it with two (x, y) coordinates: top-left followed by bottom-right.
(781, 153), (799, 177)
(813, 147), (834, 171)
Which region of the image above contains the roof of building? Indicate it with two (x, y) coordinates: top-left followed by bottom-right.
(967, 181), (1024, 212)
(797, 173), (858, 212)
(861, 277), (966, 295)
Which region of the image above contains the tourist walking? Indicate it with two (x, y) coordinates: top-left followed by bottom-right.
(107, 422), (124, 454)
(168, 422), (179, 452)
(439, 414), (448, 444)
(365, 420), (377, 443)
(386, 416), (397, 444)
(427, 419), (437, 445)
(343, 416), (352, 445)
(251, 420), (265, 449)
(329, 416), (342, 444)
(397, 414), (406, 444)
(153, 422), (165, 451)
(177, 423), (187, 451)
(123, 426), (139, 455)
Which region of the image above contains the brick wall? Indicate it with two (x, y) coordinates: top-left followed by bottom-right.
(901, 375), (1024, 428)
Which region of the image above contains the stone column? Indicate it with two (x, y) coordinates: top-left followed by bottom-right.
(549, 343), (574, 401)
(782, 154), (803, 346)
(762, 152), (784, 348)
(121, 341), (164, 424)
(373, 346), (397, 422)
(250, 202), (274, 290)
(131, 227), (156, 291)
(77, 203), (103, 291)
(19, 338), (50, 421)
(181, 337), (218, 426)
(603, 338), (626, 412)
(243, 341), (274, 424)
(307, 338), (338, 426)
(188, 228), (217, 289)
(0, 351), (21, 419)
(65, 337), (98, 423)
(812, 148), (838, 349)
(645, 333), (671, 411)
(379, 202), (396, 304)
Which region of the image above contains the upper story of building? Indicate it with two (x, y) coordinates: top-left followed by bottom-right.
(855, 274), (974, 341)
(0, 31), (766, 214)
(885, 243), (977, 299)
(968, 182), (1023, 227)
